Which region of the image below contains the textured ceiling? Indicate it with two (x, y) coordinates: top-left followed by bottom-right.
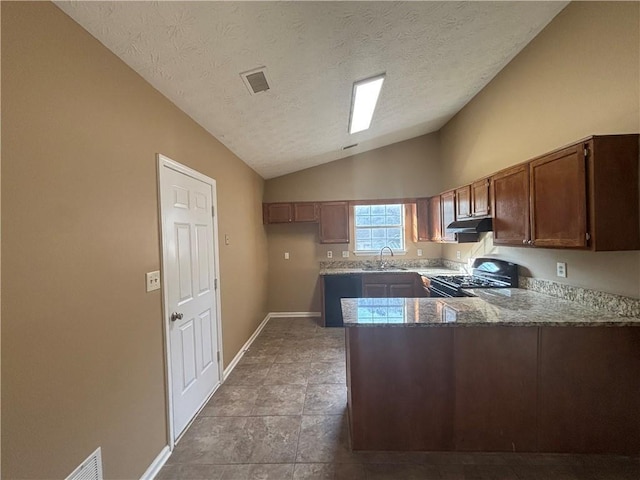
(55, 1), (568, 179)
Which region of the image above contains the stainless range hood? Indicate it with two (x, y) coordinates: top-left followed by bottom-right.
(446, 217), (493, 234)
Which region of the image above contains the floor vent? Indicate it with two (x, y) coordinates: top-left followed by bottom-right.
(66, 447), (103, 480)
(240, 67), (271, 95)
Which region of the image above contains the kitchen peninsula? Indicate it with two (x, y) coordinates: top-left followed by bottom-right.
(342, 290), (640, 454)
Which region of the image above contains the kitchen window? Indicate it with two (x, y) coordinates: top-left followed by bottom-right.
(354, 204), (405, 253)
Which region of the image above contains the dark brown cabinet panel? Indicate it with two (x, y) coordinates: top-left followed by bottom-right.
(471, 179), (491, 217)
(538, 327), (640, 454)
(361, 273), (418, 298)
(319, 202), (350, 244)
(428, 196), (442, 242)
(491, 164), (530, 246)
(263, 203), (292, 223)
(415, 198), (430, 242)
(347, 327), (454, 451)
(530, 145), (587, 248)
(441, 190), (456, 242)
(293, 202), (318, 222)
(455, 185), (472, 219)
(454, 327), (538, 452)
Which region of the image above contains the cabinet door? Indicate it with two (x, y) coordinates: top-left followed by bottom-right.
(454, 327), (538, 452)
(319, 202), (350, 244)
(263, 203), (292, 224)
(455, 185), (472, 219)
(293, 202), (318, 222)
(471, 179), (491, 217)
(362, 283), (388, 298)
(415, 198), (429, 242)
(441, 191), (456, 242)
(389, 283), (415, 298)
(530, 145), (587, 248)
(491, 165), (530, 246)
(427, 196), (442, 242)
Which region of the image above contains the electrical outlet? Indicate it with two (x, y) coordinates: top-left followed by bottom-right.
(556, 262), (567, 278)
(146, 271), (161, 292)
(417, 249), (423, 257)
(284, 252), (289, 260)
(456, 251), (461, 259)
(342, 251), (349, 258)
(327, 251), (333, 259)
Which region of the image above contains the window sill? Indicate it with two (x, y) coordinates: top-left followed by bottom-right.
(353, 250), (408, 256)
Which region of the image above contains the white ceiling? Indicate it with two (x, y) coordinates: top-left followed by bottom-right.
(55, 1), (568, 179)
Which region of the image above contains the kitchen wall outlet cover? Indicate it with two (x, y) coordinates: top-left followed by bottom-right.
(284, 252), (290, 260)
(456, 251), (461, 259)
(342, 251), (349, 258)
(146, 271), (161, 292)
(327, 251), (333, 259)
(556, 262), (567, 278)
(417, 249), (423, 256)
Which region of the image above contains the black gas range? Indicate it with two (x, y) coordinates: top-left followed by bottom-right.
(427, 258), (518, 298)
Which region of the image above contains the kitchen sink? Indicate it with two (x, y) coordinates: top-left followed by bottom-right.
(362, 265), (408, 271)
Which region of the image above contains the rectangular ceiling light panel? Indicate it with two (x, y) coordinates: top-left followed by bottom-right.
(349, 74), (385, 134)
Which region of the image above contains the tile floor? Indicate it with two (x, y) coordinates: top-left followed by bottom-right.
(158, 317), (639, 479)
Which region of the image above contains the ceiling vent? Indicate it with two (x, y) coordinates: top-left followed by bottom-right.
(240, 67), (271, 95)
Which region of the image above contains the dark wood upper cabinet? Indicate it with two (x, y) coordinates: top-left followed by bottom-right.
(492, 134), (639, 250)
(319, 201), (350, 244)
(293, 202), (318, 222)
(428, 196), (442, 242)
(491, 164), (530, 246)
(471, 179), (491, 217)
(441, 190), (456, 243)
(455, 185), (472, 220)
(263, 202), (292, 224)
(530, 144), (587, 248)
(415, 198), (430, 242)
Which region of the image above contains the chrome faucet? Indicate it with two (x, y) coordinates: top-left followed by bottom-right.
(378, 246), (394, 268)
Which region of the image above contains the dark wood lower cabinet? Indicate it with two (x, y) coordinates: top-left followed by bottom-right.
(346, 325), (640, 454)
(347, 327), (454, 451)
(538, 327), (640, 454)
(454, 327), (538, 452)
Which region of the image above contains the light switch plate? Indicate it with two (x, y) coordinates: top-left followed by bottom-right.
(146, 271), (161, 292)
(284, 252), (290, 260)
(556, 262), (567, 278)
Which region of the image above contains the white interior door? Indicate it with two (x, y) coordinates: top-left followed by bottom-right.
(159, 156), (222, 442)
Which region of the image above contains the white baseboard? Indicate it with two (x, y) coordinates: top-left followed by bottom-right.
(140, 445), (171, 480)
(223, 313), (272, 381)
(269, 311), (321, 318)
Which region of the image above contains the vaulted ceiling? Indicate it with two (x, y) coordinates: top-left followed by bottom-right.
(56, 1), (568, 179)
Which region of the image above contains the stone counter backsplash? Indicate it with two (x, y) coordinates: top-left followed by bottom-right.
(319, 258), (444, 269)
(519, 276), (640, 317)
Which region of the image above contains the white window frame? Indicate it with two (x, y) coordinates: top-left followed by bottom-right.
(353, 203), (407, 255)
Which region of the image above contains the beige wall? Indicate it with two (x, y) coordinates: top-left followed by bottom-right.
(440, 1), (640, 299)
(1, 3), (268, 479)
(264, 134), (443, 311)
(264, 133), (442, 202)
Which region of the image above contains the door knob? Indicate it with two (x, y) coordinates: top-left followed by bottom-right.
(170, 312), (184, 322)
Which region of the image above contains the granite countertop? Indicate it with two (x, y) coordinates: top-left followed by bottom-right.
(319, 266), (460, 276)
(341, 288), (640, 327)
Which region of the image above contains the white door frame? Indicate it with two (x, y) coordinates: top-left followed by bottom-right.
(157, 153), (224, 449)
